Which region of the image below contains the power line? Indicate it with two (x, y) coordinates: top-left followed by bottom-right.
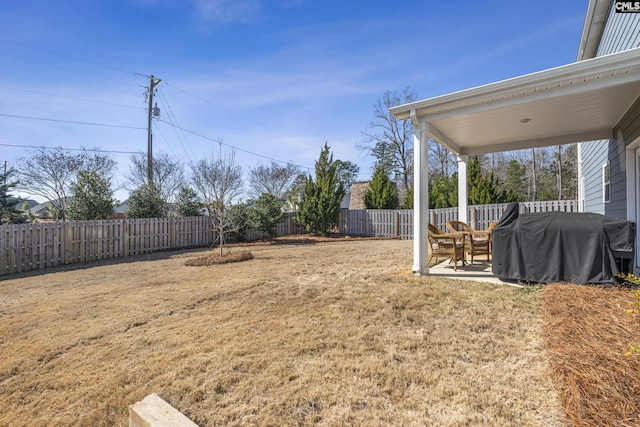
(0, 142), (143, 155)
(151, 121), (180, 159)
(155, 118), (313, 170)
(156, 87), (196, 161)
(0, 52), (139, 87)
(0, 113), (146, 130)
(163, 82), (297, 138)
(0, 85), (145, 110)
(0, 38), (140, 81)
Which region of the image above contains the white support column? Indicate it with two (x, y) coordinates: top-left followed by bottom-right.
(411, 111), (429, 275)
(457, 155), (468, 224)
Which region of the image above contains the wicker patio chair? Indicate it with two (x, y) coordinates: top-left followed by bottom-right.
(428, 224), (466, 271)
(445, 220), (490, 263)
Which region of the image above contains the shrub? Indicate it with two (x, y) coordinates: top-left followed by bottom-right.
(249, 193), (285, 238)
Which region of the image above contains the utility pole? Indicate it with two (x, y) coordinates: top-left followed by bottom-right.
(147, 75), (161, 184)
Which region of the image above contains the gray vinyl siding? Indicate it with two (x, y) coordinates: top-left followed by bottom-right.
(582, 136), (626, 218)
(582, 139), (609, 214)
(596, 5), (640, 55)
(615, 95), (640, 144)
(607, 137), (627, 219)
(581, 2), (640, 218)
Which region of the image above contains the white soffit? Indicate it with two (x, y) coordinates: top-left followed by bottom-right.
(390, 47), (640, 155)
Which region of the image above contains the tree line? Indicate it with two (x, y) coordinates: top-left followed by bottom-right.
(357, 87), (578, 210)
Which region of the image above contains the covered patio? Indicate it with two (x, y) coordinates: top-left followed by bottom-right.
(390, 47), (640, 275)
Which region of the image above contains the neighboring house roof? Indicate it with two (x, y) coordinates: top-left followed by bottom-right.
(114, 200), (129, 214)
(340, 190), (351, 209)
(13, 199), (39, 210)
(30, 201), (53, 217)
(390, 47), (640, 156)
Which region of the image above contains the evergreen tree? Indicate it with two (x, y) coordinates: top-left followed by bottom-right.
(295, 143), (346, 235)
(175, 186), (202, 217)
(334, 160), (360, 189)
(0, 167), (25, 224)
(66, 170), (115, 220)
(505, 159), (527, 202)
(125, 183), (164, 218)
(467, 156), (510, 205)
(364, 166), (398, 209)
(249, 193), (285, 238)
(401, 186), (413, 210)
(429, 173), (458, 208)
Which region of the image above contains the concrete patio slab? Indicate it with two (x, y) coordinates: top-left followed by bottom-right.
(428, 259), (522, 287)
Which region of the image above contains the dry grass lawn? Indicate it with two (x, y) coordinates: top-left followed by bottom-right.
(0, 238), (565, 426)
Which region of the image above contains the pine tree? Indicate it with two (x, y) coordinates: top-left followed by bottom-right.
(429, 173), (458, 208)
(364, 166), (398, 209)
(401, 186), (413, 210)
(295, 143), (346, 235)
(468, 156), (510, 205)
(66, 170), (115, 220)
(0, 167), (25, 224)
(505, 159), (527, 202)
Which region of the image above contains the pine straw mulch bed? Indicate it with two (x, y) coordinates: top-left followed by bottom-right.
(543, 283), (640, 426)
(184, 251), (254, 266)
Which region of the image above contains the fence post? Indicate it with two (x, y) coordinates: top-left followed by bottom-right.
(64, 222), (73, 265)
(123, 219), (130, 257)
(363, 211), (368, 236)
(395, 211), (400, 238)
(170, 219), (175, 248)
(470, 208), (477, 229)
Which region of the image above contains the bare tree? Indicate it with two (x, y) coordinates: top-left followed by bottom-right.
(557, 145), (563, 200)
(249, 161), (302, 200)
(360, 87), (417, 192)
(127, 151), (185, 216)
(17, 147), (115, 220)
(429, 140), (456, 177)
(190, 151), (244, 257)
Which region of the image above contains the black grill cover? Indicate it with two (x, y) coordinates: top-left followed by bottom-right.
(491, 203), (635, 284)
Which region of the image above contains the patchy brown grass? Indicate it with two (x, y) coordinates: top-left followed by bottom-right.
(184, 250), (254, 266)
(543, 284), (640, 426)
(0, 238), (564, 426)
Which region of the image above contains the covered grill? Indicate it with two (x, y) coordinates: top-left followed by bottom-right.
(491, 203), (635, 284)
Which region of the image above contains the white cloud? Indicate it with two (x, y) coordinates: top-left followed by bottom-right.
(189, 0), (263, 24)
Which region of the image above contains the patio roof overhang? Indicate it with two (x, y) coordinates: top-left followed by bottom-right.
(390, 47), (640, 156)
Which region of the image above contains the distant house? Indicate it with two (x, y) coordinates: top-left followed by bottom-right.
(13, 199), (39, 211)
(390, 0), (640, 275)
(30, 201), (53, 219)
(112, 200), (129, 219)
(27, 198), (72, 219)
(348, 182), (370, 210)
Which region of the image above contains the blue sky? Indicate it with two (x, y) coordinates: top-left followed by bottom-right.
(0, 0), (588, 202)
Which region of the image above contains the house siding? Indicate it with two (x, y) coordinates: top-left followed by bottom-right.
(615, 96), (640, 144)
(597, 8), (640, 55)
(581, 2), (640, 219)
(582, 139), (609, 214)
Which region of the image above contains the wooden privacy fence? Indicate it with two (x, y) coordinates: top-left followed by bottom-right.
(0, 200), (577, 277)
(338, 200), (579, 240)
(0, 217), (212, 276)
